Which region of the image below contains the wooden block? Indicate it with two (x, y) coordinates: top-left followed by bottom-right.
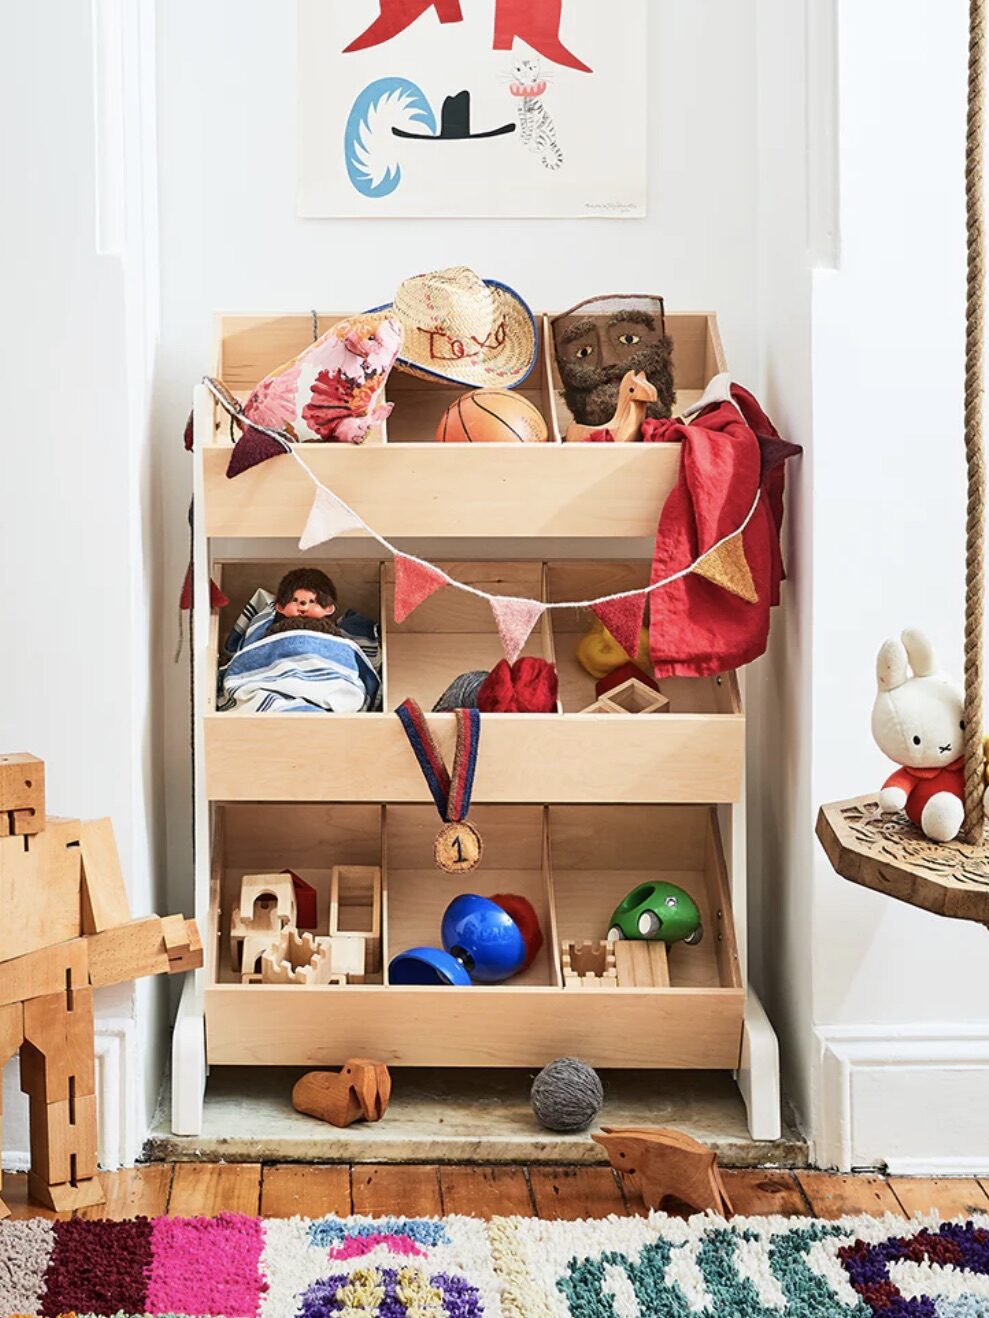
(79, 818), (131, 933)
(615, 940), (670, 988)
(0, 753), (45, 837)
(29, 1092), (98, 1186)
(0, 939), (89, 1009)
(330, 866), (381, 972)
(261, 929), (335, 986)
(0, 822), (82, 964)
(20, 988), (95, 1103)
(596, 679), (669, 715)
(230, 873), (296, 971)
(0, 1000), (23, 1062)
(28, 1172), (104, 1213)
(578, 698), (625, 714)
(325, 935), (366, 979)
(161, 914), (204, 974)
(86, 917), (169, 987)
(561, 939), (617, 989)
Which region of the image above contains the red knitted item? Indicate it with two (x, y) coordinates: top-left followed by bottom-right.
(596, 661), (660, 699)
(491, 893), (544, 971)
(477, 658), (558, 712)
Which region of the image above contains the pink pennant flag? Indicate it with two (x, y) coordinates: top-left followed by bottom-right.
(591, 591), (648, 660)
(298, 487), (362, 551)
(490, 595), (546, 665)
(394, 554), (448, 623)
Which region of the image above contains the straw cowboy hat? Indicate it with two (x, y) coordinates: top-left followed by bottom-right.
(371, 266), (538, 389)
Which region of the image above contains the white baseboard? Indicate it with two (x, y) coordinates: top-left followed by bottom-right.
(2, 1017), (143, 1172)
(815, 1024), (989, 1174)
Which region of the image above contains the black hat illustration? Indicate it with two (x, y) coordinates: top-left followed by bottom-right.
(393, 90), (515, 141)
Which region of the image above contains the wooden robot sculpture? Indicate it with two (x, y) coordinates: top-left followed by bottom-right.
(0, 752), (202, 1215)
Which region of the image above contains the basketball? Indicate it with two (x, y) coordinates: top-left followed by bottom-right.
(435, 389), (550, 443)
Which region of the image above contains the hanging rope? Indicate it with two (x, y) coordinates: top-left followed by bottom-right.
(963, 0), (987, 841)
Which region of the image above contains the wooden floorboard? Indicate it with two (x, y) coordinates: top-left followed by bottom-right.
(439, 1165), (534, 1218)
(796, 1171), (905, 1219)
(260, 1164), (352, 1218)
(720, 1170), (810, 1218)
(168, 1162), (262, 1217)
(351, 1164), (443, 1218)
(78, 1166), (174, 1221)
(888, 1176), (989, 1218)
(7, 1163), (989, 1222)
(529, 1166), (628, 1220)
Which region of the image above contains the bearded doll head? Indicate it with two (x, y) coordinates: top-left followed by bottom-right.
(552, 295), (675, 427)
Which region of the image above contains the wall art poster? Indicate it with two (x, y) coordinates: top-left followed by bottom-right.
(298, 0), (647, 218)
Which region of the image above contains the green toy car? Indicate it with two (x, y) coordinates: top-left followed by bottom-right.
(607, 882), (703, 946)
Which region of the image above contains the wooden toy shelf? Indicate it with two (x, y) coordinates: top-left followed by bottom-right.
(173, 309), (782, 1146)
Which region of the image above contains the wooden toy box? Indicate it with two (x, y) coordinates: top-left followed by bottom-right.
(204, 802), (743, 1070)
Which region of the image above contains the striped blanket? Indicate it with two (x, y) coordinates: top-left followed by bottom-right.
(219, 589), (381, 714)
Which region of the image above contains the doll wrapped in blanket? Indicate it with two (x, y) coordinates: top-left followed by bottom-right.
(218, 569), (381, 713)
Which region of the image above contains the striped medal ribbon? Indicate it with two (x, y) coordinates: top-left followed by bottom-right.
(395, 698), (483, 873)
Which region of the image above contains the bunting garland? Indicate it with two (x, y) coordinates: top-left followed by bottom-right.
(200, 374), (770, 663)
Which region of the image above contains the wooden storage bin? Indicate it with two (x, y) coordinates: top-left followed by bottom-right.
(198, 311), (726, 541)
(204, 559), (743, 804)
(204, 802), (743, 1069)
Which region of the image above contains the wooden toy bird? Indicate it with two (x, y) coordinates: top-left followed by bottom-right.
(292, 1058), (391, 1128)
(565, 370), (659, 443)
(593, 1126), (734, 1217)
(0, 752), (202, 1215)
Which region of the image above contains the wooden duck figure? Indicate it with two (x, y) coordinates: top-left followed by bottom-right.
(292, 1058), (391, 1128)
(564, 369), (659, 443)
(593, 1126), (734, 1217)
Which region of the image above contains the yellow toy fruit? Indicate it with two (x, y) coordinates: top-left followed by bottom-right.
(575, 620), (651, 680)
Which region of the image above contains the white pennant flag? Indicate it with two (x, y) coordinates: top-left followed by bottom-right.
(299, 487), (362, 551)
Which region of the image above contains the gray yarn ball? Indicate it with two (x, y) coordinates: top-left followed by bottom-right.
(530, 1057), (604, 1132)
(432, 670), (489, 712)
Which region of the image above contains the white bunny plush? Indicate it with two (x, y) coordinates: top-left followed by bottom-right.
(872, 629), (968, 841)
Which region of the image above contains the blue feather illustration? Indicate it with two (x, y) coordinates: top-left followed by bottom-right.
(345, 78), (436, 197)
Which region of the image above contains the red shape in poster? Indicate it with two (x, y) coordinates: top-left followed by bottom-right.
(394, 554), (448, 623)
(344, 0), (464, 53)
(493, 0), (592, 73)
(590, 591), (647, 662)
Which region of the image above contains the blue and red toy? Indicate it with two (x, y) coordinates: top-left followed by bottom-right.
(389, 892), (543, 986)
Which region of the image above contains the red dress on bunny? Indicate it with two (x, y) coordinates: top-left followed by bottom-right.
(882, 759), (965, 829)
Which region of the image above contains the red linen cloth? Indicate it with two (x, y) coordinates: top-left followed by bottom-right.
(644, 385), (797, 677)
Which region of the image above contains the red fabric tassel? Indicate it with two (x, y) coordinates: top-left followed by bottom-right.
(491, 893), (544, 971)
(477, 658), (558, 712)
(179, 566), (229, 611)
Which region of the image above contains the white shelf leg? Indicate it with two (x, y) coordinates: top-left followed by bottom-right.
(736, 985), (781, 1141)
(171, 973), (206, 1136)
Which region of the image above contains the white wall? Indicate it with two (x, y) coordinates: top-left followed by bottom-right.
(808, 0), (989, 1171)
(154, 0), (763, 913)
(0, 0), (165, 1165)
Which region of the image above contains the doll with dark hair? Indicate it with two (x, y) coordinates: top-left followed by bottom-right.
(552, 296), (675, 427)
(275, 568), (338, 621)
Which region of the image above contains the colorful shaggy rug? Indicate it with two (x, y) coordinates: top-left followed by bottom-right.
(3, 1210), (989, 1316)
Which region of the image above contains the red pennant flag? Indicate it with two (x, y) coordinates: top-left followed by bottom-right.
(226, 425), (288, 478)
(591, 591), (648, 661)
(394, 555), (448, 623)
